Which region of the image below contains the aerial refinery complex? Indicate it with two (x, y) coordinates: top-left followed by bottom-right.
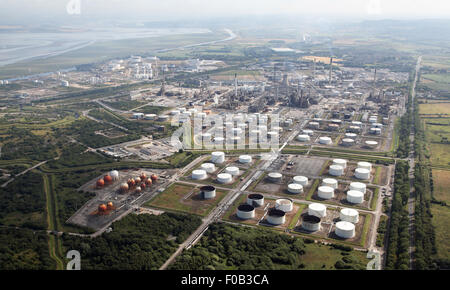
(0, 3), (447, 274)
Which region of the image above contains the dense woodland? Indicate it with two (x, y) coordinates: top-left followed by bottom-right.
(0, 228), (54, 270)
(169, 223), (367, 270)
(61, 213), (201, 270)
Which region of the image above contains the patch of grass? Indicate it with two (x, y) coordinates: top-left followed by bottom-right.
(431, 204), (450, 261)
(431, 169), (450, 203)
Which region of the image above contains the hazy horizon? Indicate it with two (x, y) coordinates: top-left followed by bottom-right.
(1, 0), (450, 26)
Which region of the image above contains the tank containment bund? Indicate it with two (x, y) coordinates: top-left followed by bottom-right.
(355, 168), (371, 180)
(340, 208), (359, 223)
(225, 166), (240, 176)
(267, 208), (286, 225)
(211, 151), (225, 164)
(201, 163), (216, 173)
(346, 190), (364, 204)
(308, 203), (327, 218)
(318, 186), (334, 199)
(239, 155), (252, 164)
(297, 134), (310, 142)
(247, 193), (264, 207)
(332, 159), (347, 169)
(293, 176), (308, 186)
(322, 178), (338, 189)
(201, 185), (216, 199)
(302, 215), (321, 232)
(268, 172), (282, 183)
(217, 173), (233, 184)
(319, 136), (332, 145)
(288, 183), (303, 194)
(237, 204), (255, 219)
(192, 169), (207, 180)
(357, 162), (372, 170)
(329, 165), (344, 176)
(349, 182), (366, 194)
(335, 221), (355, 239)
(275, 198), (293, 212)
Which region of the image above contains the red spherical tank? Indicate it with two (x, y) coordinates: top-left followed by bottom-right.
(151, 174), (158, 182)
(97, 179), (105, 187)
(135, 177), (141, 184)
(98, 204), (107, 212)
(140, 183), (146, 190)
(145, 178), (152, 186)
(104, 175), (113, 183)
(127, 178), (136, 187)
(140, 173), (147, 180)
(120, 183), (129, 192)
(107, 202), (114, 209)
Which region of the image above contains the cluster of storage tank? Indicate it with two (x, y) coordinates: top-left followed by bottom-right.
(237, 193), (265, 220)
(119, 172), (157, 194)
(346, 181), (366, 204)
(97, 201), (115, 214)
(302, 203), (327, 232)
(96, 170), (120, 188)
(354, 162), (372, 180)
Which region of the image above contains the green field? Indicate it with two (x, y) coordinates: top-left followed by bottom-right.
(431, 204), (450, 261)
(432, 169), (450, 203)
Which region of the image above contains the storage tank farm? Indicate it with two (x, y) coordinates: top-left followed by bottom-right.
(217, 173), (232, 184)
(329, 164), (344, 176)
(350, 182), (367, 194)
(192, 169), (207, 180)
(201, 163), (216, 173)
(332, 159), (347, 169)
(200, 185), (216, 200)
(225, 166), (240, 176)
(346, 190), (364, 204)
(239, 155), (252, 164)
(287, 183), (303, 194)
(211, 151), (225, 164)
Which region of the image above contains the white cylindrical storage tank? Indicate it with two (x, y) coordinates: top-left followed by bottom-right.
(318, 186), (334, 199)
(335, 221), (355, 239)
(293, 176), (308, 186)
(365, 140), (378, 148)
(225, 166), (240, 176)
(267, 209), (286, 225)
(309, 122), (320, 129)
(296, 134), (310, 142)
(352, 121), (362, 127)
(109, 170), (119, 180)
(237, 204), (255, 220)
(247, 193), (264, 207)
(347, 190), (364, 204)
(319, 136), (332, 145)
(345, 133), (357, 138)
(302, 129), (314, 136)
(201, 163), (216, 173)
(328, 123), (339, 131)
(302, 215), (321, 232)
(370, 127), (381, 135)
(214, 137), (224, 145)
(348, 126), (361, 133)
(201, 185), (216, 200)
(158, 115), (169, 122)
(211, 151), (225, 164)
(308, 203), (327, 218)
(341, 138), (355, 146)
(268, 172), (282, 183)
(287, 183), (303, 194)
(239, 155), (252, 164)
(275, 198), (293, 213)
(322, 178), (338, 189)
(355, 168), (370, 180)
(217, 173), (233, 184)
(192, 169), (207, 180)
(267, 131), (278, 140)
(350, 182), (367, 194)
(332, 159), (347, 169)
(357, 162), (372, 171)
(329, 165), (344, 177)
(340, 208), (359, 223)
(201, 133), (211, 142)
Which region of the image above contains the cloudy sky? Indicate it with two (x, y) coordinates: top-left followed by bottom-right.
(1, 0), (449, 23)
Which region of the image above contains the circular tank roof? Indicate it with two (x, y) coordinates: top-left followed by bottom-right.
(248, 193), (264, 200)
(200, 185), (215, 191)
(268, 208), (286, 217)
(303, 215), (321, 223)
(238, 204), (255, 212)
(336, 221), (355, 231)
(341, 208), (359, 216)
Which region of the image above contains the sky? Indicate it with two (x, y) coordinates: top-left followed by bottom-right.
(1, 0), (450, 24)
